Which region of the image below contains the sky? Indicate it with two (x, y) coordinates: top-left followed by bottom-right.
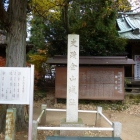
(128, 0), (140, 12)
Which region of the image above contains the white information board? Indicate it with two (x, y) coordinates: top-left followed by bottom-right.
(0, 66), (33, 104)
(0, 65), (34, 140)
(134, 55), (140, 79)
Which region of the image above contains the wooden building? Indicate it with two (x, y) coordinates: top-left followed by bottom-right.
(47, 55), (135, 102)
(116, 12), (140, 78)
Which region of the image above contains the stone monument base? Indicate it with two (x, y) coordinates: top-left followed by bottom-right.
(60, 118), (85, 136)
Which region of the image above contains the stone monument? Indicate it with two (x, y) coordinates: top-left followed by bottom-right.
(60, 34), (84, 136)
(66, 34), (79, 122)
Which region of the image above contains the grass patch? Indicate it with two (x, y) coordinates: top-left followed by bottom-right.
(93, 101), (129, 111)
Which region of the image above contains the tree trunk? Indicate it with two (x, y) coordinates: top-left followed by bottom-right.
(0, 0), (27, 132)
(6, 0), (27, 67)
(62, 0), (70, 34)
(0, 105), (7, 132)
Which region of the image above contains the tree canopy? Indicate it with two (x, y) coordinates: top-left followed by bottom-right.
(31, 0), (61, 20)
(30, 0), (127, 57)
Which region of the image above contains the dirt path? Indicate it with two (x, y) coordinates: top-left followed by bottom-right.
(0, 88), (140, 140)
(33, 106), (140, 140)
(32, 88), (140, 140)
(104, 111), (140, 140)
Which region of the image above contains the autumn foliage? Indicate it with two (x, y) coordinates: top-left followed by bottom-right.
(27, 49), (48, 89)
(31, 0), (62, 20)
(0, 56), (6, 67)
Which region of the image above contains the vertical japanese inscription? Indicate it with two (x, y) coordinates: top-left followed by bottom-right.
(0, 71), (4, 99)
(114, 72), (123, 94)
(0, 68), (30, 104)
(79, 69), (123, 98)
(70, 51), (77, 59)
(134, 55), (140, 78)
(66, 34), (79, 122)
(5, 112), (14, 138)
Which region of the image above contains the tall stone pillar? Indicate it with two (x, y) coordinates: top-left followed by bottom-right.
(66, 34), (79, 122)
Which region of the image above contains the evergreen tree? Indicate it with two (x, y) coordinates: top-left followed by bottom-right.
(30, 0), (127, 56)
(70, 0), (127, 56)
(30, 16), (46, 52)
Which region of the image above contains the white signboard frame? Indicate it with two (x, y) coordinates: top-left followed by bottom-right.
(0, 65), (34, 140)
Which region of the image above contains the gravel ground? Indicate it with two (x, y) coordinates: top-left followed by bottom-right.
(0, 88), (140, 140)
(33, 88), (140, 140)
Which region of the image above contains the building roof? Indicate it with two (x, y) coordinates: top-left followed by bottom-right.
(116, 12), (140, 39)
(46, 55), (135, 65)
